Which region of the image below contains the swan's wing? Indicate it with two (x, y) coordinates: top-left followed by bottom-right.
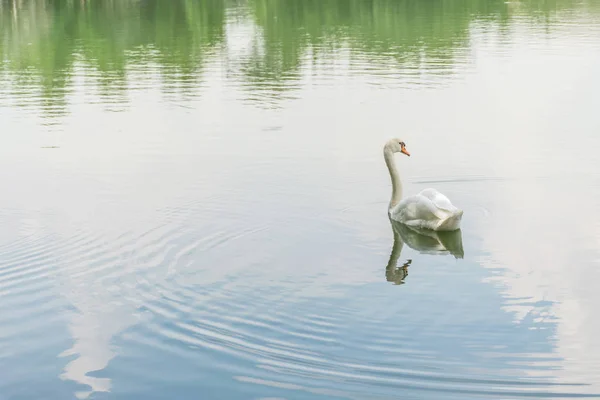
(392, 194), (446, 221)
(418, 188), (459, 214)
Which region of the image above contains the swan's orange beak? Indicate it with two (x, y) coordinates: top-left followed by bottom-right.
(401, 147), (410, 157)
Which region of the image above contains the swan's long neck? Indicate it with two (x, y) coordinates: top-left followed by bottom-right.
(384, 148), (403, 210)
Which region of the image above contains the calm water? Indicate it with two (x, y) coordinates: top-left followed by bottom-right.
(2, 1), (600, 399)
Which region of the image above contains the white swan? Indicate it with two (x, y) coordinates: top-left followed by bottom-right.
(384, 138), (463, 231)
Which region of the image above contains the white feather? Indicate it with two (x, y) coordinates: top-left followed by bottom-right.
(390, 188), (463, 231)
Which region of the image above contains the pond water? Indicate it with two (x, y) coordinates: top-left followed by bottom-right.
(1, 1), (600, 399)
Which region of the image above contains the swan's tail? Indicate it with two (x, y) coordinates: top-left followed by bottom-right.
(437, 210), (463, 231)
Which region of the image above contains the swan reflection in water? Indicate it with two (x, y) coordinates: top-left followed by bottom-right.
(386, 218), (464, 285)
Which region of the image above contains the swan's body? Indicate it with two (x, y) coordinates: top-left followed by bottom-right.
(391, 188), (463, 231)
(384, 139), (463, 231)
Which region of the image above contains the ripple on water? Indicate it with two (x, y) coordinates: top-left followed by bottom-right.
(0, 188), (597, 400)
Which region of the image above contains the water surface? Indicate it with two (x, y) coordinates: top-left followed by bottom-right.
(1, 1), (600, 399)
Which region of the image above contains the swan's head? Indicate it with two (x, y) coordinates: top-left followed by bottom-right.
(385, 138), (410, 157)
